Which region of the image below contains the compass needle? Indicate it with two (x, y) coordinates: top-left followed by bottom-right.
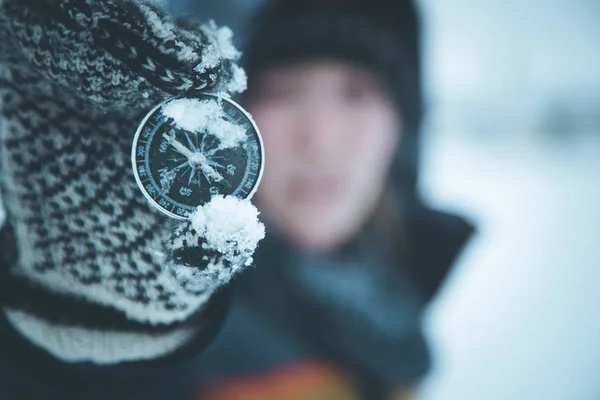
(163, 132), (194, 159)
(209, 161), (225, 170)
(219, 178), (232, 189)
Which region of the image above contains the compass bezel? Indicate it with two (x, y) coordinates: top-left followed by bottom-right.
(131, 93), (265, 220)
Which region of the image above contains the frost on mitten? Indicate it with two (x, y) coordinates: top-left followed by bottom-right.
(168, 196), (265, 294)
(0, 0), (247, 110)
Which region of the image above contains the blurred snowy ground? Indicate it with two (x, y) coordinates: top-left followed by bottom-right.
(418, 1), (600, 399)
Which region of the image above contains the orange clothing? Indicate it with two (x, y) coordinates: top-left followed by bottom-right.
(196, 360), (414, 400)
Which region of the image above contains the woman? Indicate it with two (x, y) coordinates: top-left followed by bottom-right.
(192, 0), (474, 399)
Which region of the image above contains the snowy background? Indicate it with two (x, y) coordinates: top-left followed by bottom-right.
(165, 1), (600, 398)
(418, 1), (600, 399)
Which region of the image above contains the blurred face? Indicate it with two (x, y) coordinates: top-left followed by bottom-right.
(247, 61), (401, 252)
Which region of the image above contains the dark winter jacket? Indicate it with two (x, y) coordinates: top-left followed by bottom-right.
(190, 204), (473, 400)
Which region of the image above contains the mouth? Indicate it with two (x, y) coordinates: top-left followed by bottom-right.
(288, 175), (342, 204)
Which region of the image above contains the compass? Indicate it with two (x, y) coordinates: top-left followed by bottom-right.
(131, 94), (264, 220)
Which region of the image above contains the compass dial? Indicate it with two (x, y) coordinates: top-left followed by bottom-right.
(131, 94), (264, 220)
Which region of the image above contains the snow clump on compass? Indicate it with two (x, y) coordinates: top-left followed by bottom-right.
(162, 98), (246, 150)
(190, 195), (265, 268)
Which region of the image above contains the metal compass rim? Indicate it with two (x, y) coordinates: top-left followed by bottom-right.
(131, 93), (265, 220)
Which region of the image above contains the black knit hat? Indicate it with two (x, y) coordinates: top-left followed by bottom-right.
(242, 0), (423, 199)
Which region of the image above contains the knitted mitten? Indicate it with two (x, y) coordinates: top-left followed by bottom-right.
(0, 0), (263, 364)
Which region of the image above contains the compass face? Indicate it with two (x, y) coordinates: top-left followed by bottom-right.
(131, 94), (264, 219)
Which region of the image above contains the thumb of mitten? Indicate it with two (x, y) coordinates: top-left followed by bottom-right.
(166, 196), (265, 294)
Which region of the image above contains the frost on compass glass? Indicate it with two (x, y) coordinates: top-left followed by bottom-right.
(132, 95), (264, 219)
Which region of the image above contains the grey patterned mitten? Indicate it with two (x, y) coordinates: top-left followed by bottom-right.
(0, 0), (263, 364)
